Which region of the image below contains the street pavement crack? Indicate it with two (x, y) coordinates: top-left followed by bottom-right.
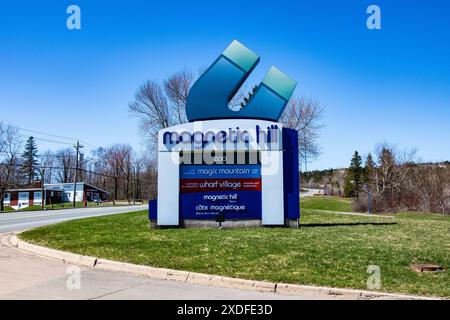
(88, 280), (154, 300)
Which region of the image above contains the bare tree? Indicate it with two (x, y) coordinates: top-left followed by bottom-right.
(353, 143), (450, 214)
(130, 71), (264, 154)
(280, 97), (324, 171)
(122, 146), (133, 203)
(130, 71), (324, 173)
(0, 123), (7, 157)
(0, 124), (22, 211)
(55, 148), (76, 183)
(133, 153), (146, 202)
(405, 163), (450, 214)
(142, 157), (158, 200)
(128, 81), (171, 149)
(102, 144), (133, 202)
(164, 71), (194, 125)
(89, 146), (156, 202)
(433, 165), (450, 215)
(91, 147), (108, 190)
(38, 150), (56, 185)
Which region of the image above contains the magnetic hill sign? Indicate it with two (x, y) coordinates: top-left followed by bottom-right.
(149, 40), (300, 228)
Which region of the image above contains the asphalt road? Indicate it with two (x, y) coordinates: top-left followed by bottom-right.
(0, 205), (147, 233)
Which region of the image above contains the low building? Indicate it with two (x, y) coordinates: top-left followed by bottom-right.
(3, 187), (63, 210)
(3, 182), (110, 210)
(44, 182), (110, 203)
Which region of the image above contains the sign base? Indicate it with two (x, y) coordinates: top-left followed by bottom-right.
(149, 218), (299, 229)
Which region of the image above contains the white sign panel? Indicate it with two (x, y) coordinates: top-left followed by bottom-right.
(156, 119), (286, 226)
(158, 119), (283, 153)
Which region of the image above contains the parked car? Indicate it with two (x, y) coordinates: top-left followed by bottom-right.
(94, 197), (102, 204)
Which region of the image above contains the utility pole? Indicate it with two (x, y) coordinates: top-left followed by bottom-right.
(41, 179), (45, 211)
(39, 165), (45, 211)
(73, 140), (83, 207)
(132, 165), (136, 205)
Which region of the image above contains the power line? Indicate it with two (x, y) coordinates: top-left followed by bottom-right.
(16, 126), (100, 149)
(17, 134), (74, 146)
(16, 127), (78, 142)
(0, 150), (93, 160)
(79, 141), (99, 150)
(0, 162), (156, 184)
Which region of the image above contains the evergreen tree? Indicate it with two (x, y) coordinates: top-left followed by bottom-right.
(363, 153), (376, 185)
(344, 151), (363, 198)
(21, 136), (39, 185)
(343, 174), (355, 198)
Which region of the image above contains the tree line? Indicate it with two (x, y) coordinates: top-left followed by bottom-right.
(302, 144), (450, 215)
(347, 145), (450, 214)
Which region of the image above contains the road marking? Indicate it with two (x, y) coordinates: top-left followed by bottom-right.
(0, 212), (133, 232)
(0, 206), (144, 222)
(0, 206), (147, 232)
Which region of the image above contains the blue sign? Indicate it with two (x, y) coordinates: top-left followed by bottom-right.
(179, 164), (262, 220)
(180, 165), (261, 179)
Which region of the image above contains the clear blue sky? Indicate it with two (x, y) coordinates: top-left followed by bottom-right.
(1, 0), (449, 169)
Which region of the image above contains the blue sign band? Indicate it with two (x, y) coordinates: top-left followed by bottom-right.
(180, 165), (261, 179)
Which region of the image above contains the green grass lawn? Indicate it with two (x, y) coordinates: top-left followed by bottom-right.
(1, 206), (15, 212)
(20, 205), (450, 297)
(301, 196), (354, 212)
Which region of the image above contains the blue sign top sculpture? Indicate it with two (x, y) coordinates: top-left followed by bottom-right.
(186, 40), (297, 122)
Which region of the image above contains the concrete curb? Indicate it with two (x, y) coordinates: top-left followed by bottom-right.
(9, 234), (97, 267)
(274, 283), (434, 300)
(187, 272), (276, 293)
(95, 258), (190, 282)
(0, 234), (13, 247)
(5, 233), (442, 300)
